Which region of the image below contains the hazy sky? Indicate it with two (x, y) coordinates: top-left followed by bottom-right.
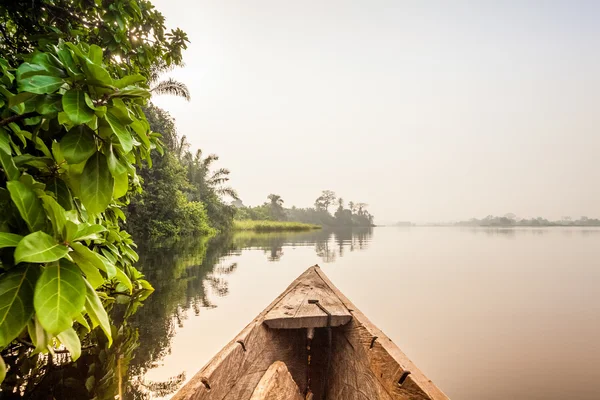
(151, 0), (599, 223)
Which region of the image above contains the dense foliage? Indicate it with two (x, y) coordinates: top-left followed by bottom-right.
(235, 191), (375, 227)
(0, 0), (189, 389)
(126, 104), (238, 239)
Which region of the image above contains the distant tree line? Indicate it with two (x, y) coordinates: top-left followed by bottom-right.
(456, 214), (600, 227)
(234, 190), (375, 227)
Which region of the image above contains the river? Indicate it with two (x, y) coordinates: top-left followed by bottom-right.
(120, 227), (600, 399)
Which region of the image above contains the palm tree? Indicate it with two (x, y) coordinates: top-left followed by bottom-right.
(267, 194), (285, 220)
(185, 149), (238, 201)
(348, 201), (355, 214)
(149, 61), (191, 101)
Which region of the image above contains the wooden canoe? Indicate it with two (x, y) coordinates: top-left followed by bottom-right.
(173, 265), (449, 400)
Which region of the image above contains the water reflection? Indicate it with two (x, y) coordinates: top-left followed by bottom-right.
(127, 227), (372, 398)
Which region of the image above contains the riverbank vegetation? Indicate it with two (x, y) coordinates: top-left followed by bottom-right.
(233, 220), (321, 232)
(455, 214), (600, 227)
(0, 0), (190, 389)
(234, 191), (375, 227)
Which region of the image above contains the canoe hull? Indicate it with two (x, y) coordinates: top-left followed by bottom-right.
(173, 266), (448, 400)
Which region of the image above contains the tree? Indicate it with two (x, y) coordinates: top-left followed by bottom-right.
(348, 201), (355, 214)
(0, 0), (188, 77)
(0, 0), (188, 386)
(267, 194), (285, 220)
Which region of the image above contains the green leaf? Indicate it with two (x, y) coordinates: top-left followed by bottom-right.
(0, 265), (39, 347)
(88, 45), (103, 65)
(18, 73), (64, 94)
(57, 48), (80, 76)
(84, 280), (112, 346)
(84, 60), (114, 87)
(13, 155), (53, 170)
(105, 111), (133, 152)
(40, 195), (67, 239)
(16, 63), (47, 79)
(57, 327), (81, 361)
(36, 94), (62, 116)
(73, 224), (106, 242)
(71, 243), (105, 288)
(114, 267), (132, 294)
(62, 89), (95, 125)
(7, 181), (46, 232)
(75, 313), (90, 332)
(71, 242), (115, 278)
(8, 92), (37, 108)
(60, 125), (96, 164)
(80, 152), (114, 214)
(28, 317), (51, 354)
(106, 146), (127, 176)
(47, 178), (73, 210)
(71, 250), (104, 289)
(113, 172), (128, 198)
(108, 99), (133, 124)
(0, 232), (23, 248)
(14, 232), (69, 264)
(0, 356), (5, 384)
(0, 149), (19, 181)
(114, 74), (146, 88)
(0, 129), (11, 154)
(34, 260), (85, 335)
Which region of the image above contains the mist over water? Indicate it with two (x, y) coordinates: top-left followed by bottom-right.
(127, 227), (600, 400)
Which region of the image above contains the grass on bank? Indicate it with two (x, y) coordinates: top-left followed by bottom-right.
(233, 220), (321, 232)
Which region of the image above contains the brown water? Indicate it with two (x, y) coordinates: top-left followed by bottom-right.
(130, 227), (600, 400)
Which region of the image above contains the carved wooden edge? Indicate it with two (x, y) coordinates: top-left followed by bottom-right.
(312, 266), (449, 400)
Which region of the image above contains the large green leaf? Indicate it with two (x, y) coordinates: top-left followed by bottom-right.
(14, 231), (69, 264)
(106, 145), (127, 177)
(60, 125), (96, 164)
(114, 267), (132, 294)
(6, 181), (46, 232)
(0, 232), (23, 248)
(114, 74), (145, 88)
(73, 224), (106, 242)
(70, 243), (106, 287)
(34, 260), (85, 334)
(113, 172), (128, 198)
(0, 265), (39, 347)
(80, 152), (114, 214)
(40, 195), (67, 239)
(36, 94), (63, 116)
(71, 242), (114, 278)
(0, 149), (19, 181)
(17, 71), (64, 94)
(46, 177), (73, 211)
(57, 327), (81, 361)
(84, 280), (112, 346)
(27, 317), (51, 354)
(62, 89), (95, 125)
(105, 112), (133, 152)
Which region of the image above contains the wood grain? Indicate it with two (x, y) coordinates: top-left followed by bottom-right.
(249, 361), (304, 400)
(264, 268), (352, 329)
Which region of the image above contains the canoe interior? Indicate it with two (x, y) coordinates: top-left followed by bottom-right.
(173, 266), (448, 400)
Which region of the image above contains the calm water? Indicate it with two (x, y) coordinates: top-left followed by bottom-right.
(127, 227), (600, 400)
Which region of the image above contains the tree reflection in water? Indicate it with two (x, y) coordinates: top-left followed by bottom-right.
(1, 228), (371, 399)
